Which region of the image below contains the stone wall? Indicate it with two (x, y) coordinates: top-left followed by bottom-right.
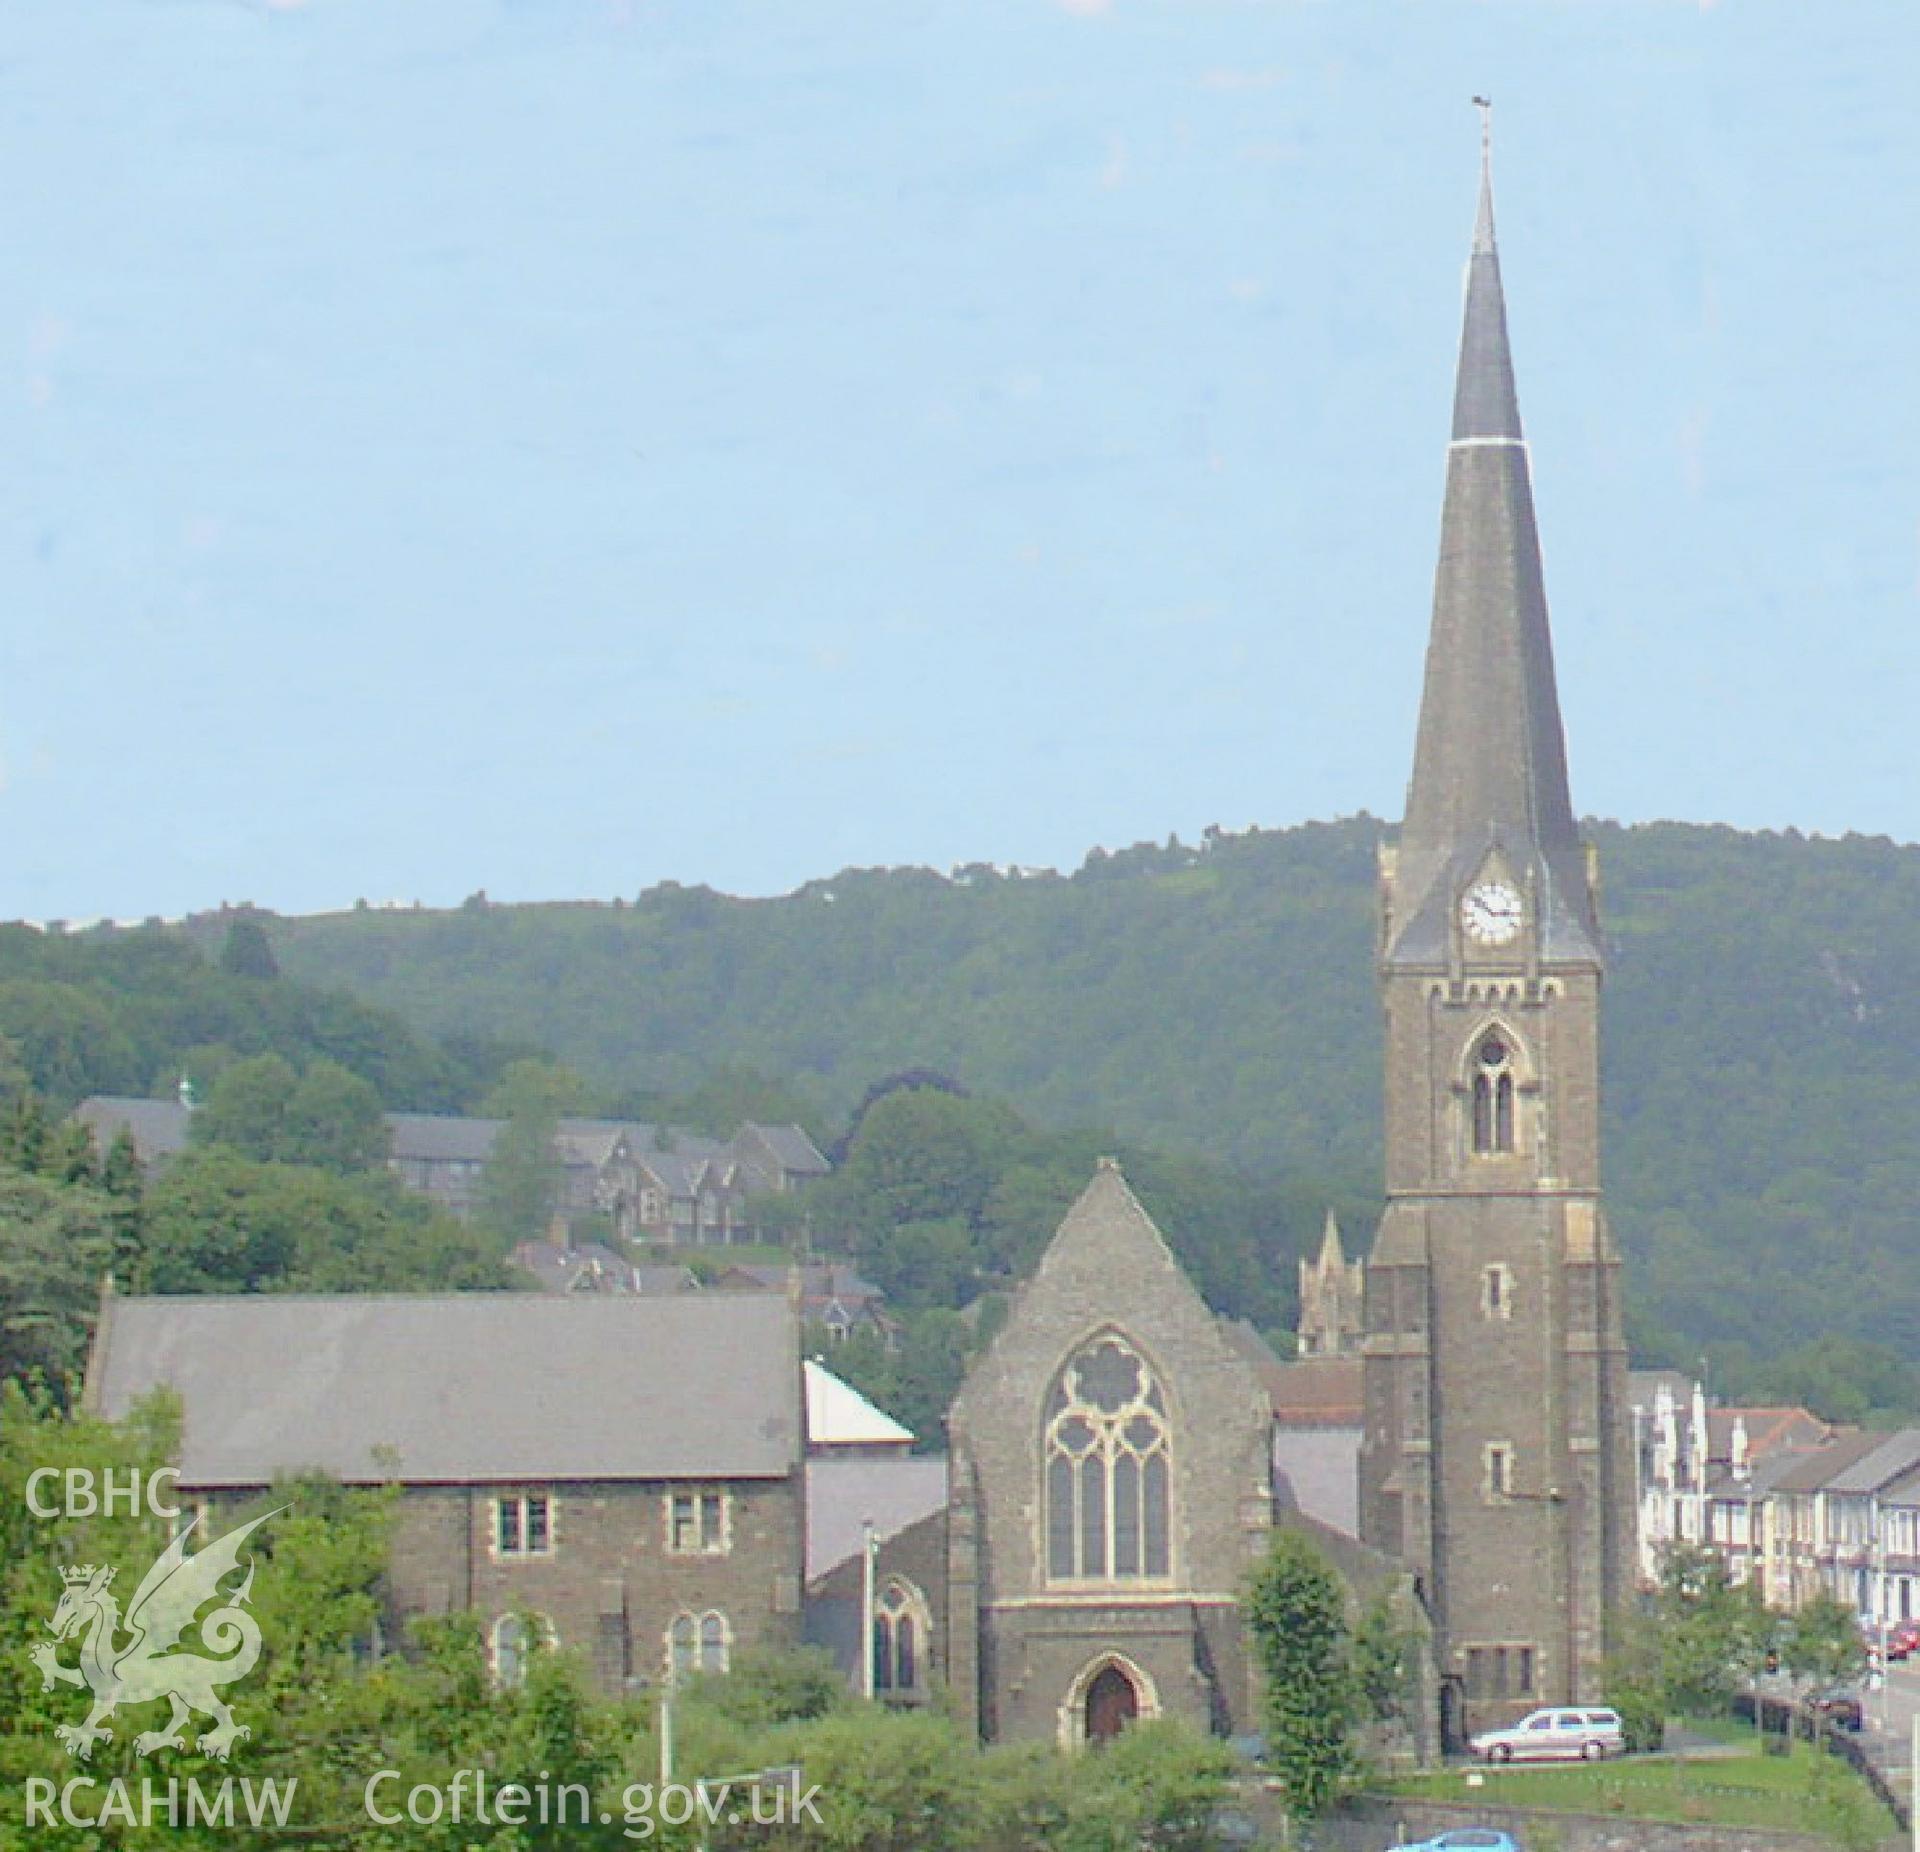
(378, 1475), (803, 1690)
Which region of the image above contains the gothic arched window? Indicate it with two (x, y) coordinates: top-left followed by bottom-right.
(491, 1612), (556, 1688)
(1471, 1033), (1517, 1156)
(872, 1578), (930, 1697)
(1044, 1333), (1172, 1582)
(666, 1608), (730, 1679)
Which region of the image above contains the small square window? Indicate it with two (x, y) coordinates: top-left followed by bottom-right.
(667, 1488), (730, 1555)
(495, 1492), (554, 1558)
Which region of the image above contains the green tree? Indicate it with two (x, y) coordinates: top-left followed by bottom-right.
(1351, 1593), (1420, 1724)
(1624, 1542), (1774, 1717)
(684, 1645), (845, 1730)
(742, 1706), (984, 1852)
(1065, 1719), (1237, 1851)
(1245, 1530), (1361, 1822)
(475, 1060), (585, 1247)
(190, 1052), (300, 1162)
(810, 1308), (976, 1454)
(283, 1060), (391, 1173)
(0, 1167), (122, 1399)
(0, 978), (140, 1104)
(841, 1089), (1015, 1232)
(1781, 1592), (1865, 1687)
(144, 1148), (513, 1295)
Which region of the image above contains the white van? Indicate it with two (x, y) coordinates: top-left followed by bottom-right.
(1468, 1705), (1625, 1763)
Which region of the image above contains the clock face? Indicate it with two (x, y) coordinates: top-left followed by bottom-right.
(1462, 881), (1524, 946)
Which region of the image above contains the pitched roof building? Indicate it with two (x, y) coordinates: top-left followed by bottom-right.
(83, 1291), (809, 1692)
(72, 1096), (830, 1247)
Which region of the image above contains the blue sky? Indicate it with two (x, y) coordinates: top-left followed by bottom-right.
(2, 0), (1915, 919)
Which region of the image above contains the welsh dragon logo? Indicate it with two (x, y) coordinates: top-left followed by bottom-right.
(30, 1508), (282, 1761)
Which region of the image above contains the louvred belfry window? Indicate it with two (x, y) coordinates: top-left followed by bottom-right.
(1044, 1333), (1172, 1581)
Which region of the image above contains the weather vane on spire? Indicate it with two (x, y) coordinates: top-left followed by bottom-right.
(1472, 94), (1493, 153)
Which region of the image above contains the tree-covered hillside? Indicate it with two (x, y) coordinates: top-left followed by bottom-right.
(0, 918), (533, 1114)
(256, 819), (1920, 1370)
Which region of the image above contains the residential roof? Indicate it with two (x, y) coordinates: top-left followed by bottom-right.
(740, 1123), (830, 1175)
(74, 1096), (192, 1161)
(1704, 1448), (1808, 1504)
(382, 1112), (500, 1163)
(717, 1264), (883, 1301)
(509, 1240), (638, 1293)
(1627, 1369), (1694, 1410)
(386, 1115), (625, 1171)
(562, 1119), (731, 1164)
(804, 1456), (949, 1581)
(1708, 1406), (1836, 1464)
(632, 1265), (700, 1295)
(1769, 1430), (1891, 1497)
(804, 1360), (913, 1449)
(1826, 1429), (1920, 1496)
(85, 1292), (801, 1486)
(77, 1102), (826, 1201)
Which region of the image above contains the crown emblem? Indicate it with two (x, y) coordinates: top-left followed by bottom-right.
(61, 1564), (111, 1588)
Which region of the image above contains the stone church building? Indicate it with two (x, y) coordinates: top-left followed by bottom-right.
(945, 1161), (1278, 1744)
(812, 1161), (1425, 1749)
(1356, 126), (1633, 1743)
(819, 130), (1631, 1754)
(85, 130), (1628, 1764)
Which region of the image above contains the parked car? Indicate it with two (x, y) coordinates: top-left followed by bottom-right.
(1468, 1705), (1625, 1763)
(1385, 1832), (1522, 1852)
(1887, 1620), (1920, 1661)
(1804, 1686), (1864, 1732)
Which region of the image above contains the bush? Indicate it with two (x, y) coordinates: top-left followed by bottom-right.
(1611, 1681), (1666, 1754)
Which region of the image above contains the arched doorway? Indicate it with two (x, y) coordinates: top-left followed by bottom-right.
(1084, 1663), (1140, 1743)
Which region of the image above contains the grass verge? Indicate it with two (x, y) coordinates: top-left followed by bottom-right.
(1379, 1736), (1894, 1843)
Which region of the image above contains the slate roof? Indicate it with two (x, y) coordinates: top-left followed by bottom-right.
(85, 1292), (801, 1487)
(718, 1264), (883, 1302)
(1704, 1447), (1808, 1505)
(804, 1456), (950, 1580)
(510, 1240), (639, 1293)
(385, 1115), (633, 1169)
(633, 1265), (700, 1295)
(1769, 1430), (1889, 1496)
(86, 1102), (814, 1194)
(1387, 137), (1599, 969)
(1825, 1428), (1920, 1496)
(384, 1112), (500, 1163)
(1627, 1369), (1694, 1409)
(740, 1123), (830, 1175)
(562, 1119), (731, 1163)
(73, 1096), (191, 1162)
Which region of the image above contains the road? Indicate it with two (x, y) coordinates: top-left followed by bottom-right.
(1856, 1655), (1920, 1823)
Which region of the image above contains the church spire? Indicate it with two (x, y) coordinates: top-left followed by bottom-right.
(1385, 107), (1598, 966)
(1453, 101), (1521, 442)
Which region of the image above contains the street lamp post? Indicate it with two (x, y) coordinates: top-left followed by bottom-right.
(1874, 1512), (1891, 1729)
(860, 1517), (877, 1703)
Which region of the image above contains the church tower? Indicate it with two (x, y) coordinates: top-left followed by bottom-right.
(1358, 120), (1633, 1741)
